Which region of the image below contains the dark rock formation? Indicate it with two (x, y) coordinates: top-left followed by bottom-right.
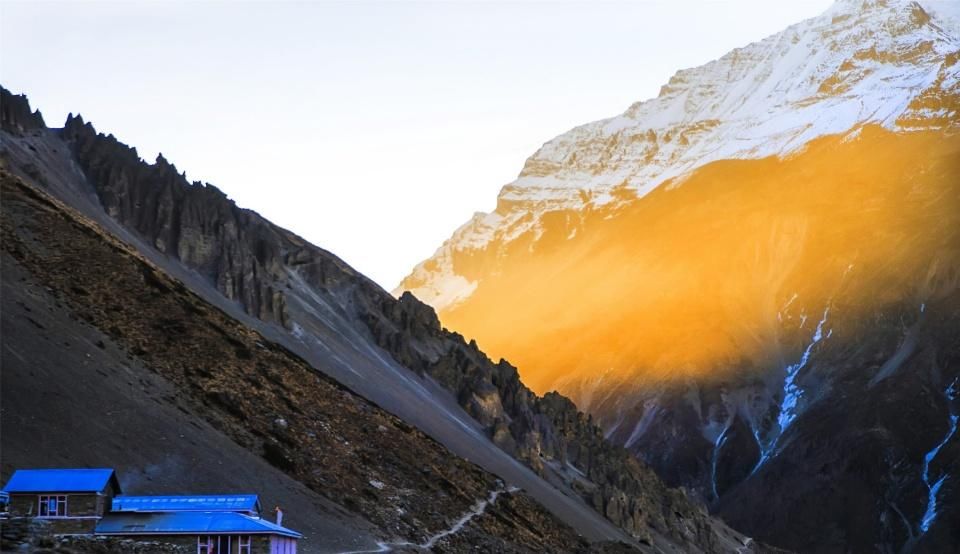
(60, 113), (290, 326)
(1, 86), (45, 135)
(712, 296), (960, 554)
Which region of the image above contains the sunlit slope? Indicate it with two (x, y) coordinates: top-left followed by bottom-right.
(437, 126), (960, 394)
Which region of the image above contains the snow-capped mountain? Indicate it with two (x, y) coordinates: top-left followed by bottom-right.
(397, 2), (960, 552)
(399, 0), (960, 310)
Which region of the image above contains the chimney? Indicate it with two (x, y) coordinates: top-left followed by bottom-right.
(274, 506), (283, 526)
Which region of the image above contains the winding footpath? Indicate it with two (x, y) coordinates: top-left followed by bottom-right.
(339, 483), (519, 553)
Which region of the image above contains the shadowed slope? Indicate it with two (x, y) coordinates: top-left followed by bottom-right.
(0, 172), (607, 553)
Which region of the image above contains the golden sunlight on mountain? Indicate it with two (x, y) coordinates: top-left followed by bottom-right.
(436, 126), (960, 394)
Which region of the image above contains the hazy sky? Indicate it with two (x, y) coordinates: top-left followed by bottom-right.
(1, 1), (832, 289)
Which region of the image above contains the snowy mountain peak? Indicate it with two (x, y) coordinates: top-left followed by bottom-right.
(398, 0), (960, 310)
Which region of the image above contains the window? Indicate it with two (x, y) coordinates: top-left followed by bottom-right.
(198, 535), (252, 554)
(38, 495), (67, 517)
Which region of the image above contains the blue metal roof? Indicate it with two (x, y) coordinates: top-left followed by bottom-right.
(2, 469), (120, 494)
(112, 495), (261, 514)
(96, 511), (302, 538)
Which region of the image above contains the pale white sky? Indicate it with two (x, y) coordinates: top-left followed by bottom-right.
(1, 0), (832, 289)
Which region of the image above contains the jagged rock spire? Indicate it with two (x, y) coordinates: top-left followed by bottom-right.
(0, 86), (46, 134)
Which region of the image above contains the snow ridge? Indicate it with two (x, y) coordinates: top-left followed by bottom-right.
(399, 0), (960, 310)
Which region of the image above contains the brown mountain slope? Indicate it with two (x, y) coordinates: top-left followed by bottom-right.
(0, 172), (608, 553)
(1, 246), (382, 551)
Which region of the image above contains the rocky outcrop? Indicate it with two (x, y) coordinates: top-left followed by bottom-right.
(60, 114), (290, 327)
(0, 86), (45, 135)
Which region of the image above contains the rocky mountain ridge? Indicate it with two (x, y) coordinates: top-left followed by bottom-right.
(0, 86), (758, 552)
(0, 170), (600, 552)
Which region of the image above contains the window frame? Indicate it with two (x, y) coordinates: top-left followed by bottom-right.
(197, 534), (252, 554)
(37, 495), (68, 518)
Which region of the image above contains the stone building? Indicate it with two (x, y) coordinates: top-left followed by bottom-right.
(2, 468), (121, 534)
(1, 468), (301, 553)
(98, 494), (301, 553)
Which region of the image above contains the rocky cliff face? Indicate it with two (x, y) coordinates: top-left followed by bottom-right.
(61, 114), (291, 326)
(365, 291), (729, 548)
(0, 88), (757, 552)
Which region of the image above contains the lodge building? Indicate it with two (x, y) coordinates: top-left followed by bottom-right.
(1, 468), (301, 553)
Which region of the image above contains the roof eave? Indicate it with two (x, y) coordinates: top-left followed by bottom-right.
(96, 530), (302, 538)
(4, 489), (107, 494)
